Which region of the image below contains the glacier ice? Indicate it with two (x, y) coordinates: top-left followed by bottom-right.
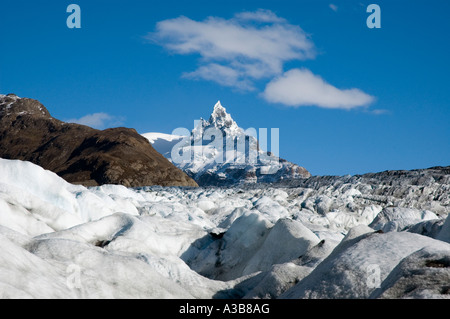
(0, 157), (449, 299)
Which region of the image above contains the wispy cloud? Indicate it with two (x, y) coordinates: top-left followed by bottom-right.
(148, 9), (316, 91)
(262, 68), (374, 109)
(368, 108), (390, 115)
(66, 113), (125, 130)
(233, 9), (288, 23)
(182, 63), (255, 91)
(329, 4), (338, 12)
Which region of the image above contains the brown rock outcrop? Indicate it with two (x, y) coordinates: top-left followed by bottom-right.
(0, 94), (198, 187)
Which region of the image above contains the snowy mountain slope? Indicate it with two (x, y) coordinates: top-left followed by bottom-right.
(0, 157), (449, 299)
(141, 132), (186, 159)
(142, 101), (310, 186)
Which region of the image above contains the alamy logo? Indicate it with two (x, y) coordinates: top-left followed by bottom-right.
(367, 4), (381, 29)
(66, 4), (81, 29)
(366, 264), (381, 288)
(169, 125), (280, 174)
(66, 264), (82, 289)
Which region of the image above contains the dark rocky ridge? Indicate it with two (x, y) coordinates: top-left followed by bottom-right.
(0, 94), (198, 187)
(273, 166), (450, 190)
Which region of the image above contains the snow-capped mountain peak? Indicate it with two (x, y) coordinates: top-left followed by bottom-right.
(143, 101), (311, 185)
(207, 100), (240, 133)
(209, 101), (230, 125)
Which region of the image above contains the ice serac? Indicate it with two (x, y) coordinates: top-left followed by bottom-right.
(0, 94), (197, 187)
(143, 100), (310, 186)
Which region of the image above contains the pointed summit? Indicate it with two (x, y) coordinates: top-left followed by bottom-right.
(208, 100), (238, 131)
(214, 100), (223, 108)
(212, 100), (225, 114)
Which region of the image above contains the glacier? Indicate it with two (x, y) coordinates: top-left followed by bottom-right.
(0, 157), (449, 299)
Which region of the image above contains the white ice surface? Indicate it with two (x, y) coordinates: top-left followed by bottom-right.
(0, 158), (449, 299)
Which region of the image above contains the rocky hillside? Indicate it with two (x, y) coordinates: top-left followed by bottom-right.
(0, 94), (197, 187)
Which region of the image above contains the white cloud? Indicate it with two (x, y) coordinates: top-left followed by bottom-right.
(369, 109), (390, 115)
(148, 10), (316, 90)
(234, 9), (287, 23)
(329, 4), (338, 12)
(182, 63), (255, 91)
(262, 68), (374, 109)
(66, 113), (125, 130)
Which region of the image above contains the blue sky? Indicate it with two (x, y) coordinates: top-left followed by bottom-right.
(1, 0), (449, 176)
